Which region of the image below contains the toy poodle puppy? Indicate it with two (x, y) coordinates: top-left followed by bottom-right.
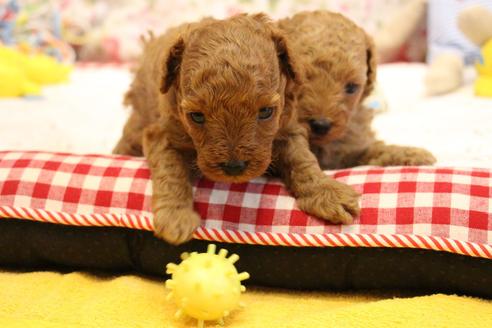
(278, 11), (436, 169)
(114, 14), (360, 244)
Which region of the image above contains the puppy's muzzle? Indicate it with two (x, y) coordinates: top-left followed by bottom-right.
(309, 119), (332, 136)
(219, 160), (249, 176)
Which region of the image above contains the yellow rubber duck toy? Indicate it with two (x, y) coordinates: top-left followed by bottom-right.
(475, 40), (492, 97)
(0, 45), (72, 98)
(458, 5), (492, 98)
(0, 61), (41, 97)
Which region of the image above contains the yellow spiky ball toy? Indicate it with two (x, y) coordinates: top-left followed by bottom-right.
(165, 244), (249, 327)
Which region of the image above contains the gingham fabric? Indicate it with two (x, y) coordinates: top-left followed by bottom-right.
(0, 151), (491, 259)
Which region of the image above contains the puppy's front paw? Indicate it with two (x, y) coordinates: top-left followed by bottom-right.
(297, 180), (360, 224)
(153, 207), (201, 245)
(399, 147), (436, 165)
(369, 146), (436, 166)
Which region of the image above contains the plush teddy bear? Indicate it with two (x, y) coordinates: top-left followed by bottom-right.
(374, 0), (492, 96)
(458, 5), (492, 97)
(374, 0), (427, 64)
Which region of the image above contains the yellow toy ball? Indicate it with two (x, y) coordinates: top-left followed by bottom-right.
(165, 244), (249, 328)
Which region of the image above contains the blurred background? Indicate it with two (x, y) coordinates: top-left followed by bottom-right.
(0, 0), (426, 63)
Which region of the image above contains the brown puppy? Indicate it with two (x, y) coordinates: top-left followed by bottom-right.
(278, 11), (436, 169)
(114, 14), (360, 245)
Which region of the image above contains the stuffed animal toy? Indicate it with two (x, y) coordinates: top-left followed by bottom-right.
(458, 5), (492, 97)
(374, 0), (492, 96)
(374, 0), (427, 64)
(0, 45), (71, 98)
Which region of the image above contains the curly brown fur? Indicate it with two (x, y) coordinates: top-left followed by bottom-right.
(278, 11), (436, 169)
(114, 14), (359, 244)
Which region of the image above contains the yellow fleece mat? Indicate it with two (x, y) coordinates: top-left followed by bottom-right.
(0, 271), (490, 327)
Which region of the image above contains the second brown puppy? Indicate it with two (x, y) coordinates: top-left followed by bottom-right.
(114, 14), (360, 245)
(279, 11), (436, 169)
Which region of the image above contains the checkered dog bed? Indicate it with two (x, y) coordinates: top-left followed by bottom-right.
(0, 151), (491, 296)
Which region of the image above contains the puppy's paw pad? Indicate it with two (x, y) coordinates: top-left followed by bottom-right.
(153, 208), (201, 245)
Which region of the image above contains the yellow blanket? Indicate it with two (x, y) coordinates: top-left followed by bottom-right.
(0, 271), (490, 328)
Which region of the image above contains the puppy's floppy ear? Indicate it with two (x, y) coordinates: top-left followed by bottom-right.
(271, 32), (303, 85)
(363, 33), (377, 98)
(160, 37), (185, 94)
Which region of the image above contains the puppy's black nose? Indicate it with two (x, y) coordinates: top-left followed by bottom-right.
(309, 119), (332, 136)
(219, 160), (248, 176)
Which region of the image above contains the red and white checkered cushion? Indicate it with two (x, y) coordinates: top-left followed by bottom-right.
(0, 151), (491, 259)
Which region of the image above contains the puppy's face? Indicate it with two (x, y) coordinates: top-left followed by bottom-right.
(297, 29), (376, 146)
(179, 80), (284, 184)
(161, 15), (300, 183)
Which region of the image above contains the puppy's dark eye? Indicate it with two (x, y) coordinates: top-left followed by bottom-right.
(258, 107), (274, 120)
(345, 83), (360, 95)
(189, 112), (205, 124)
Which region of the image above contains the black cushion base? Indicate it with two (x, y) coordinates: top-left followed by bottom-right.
(1, 219), (491, 298)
